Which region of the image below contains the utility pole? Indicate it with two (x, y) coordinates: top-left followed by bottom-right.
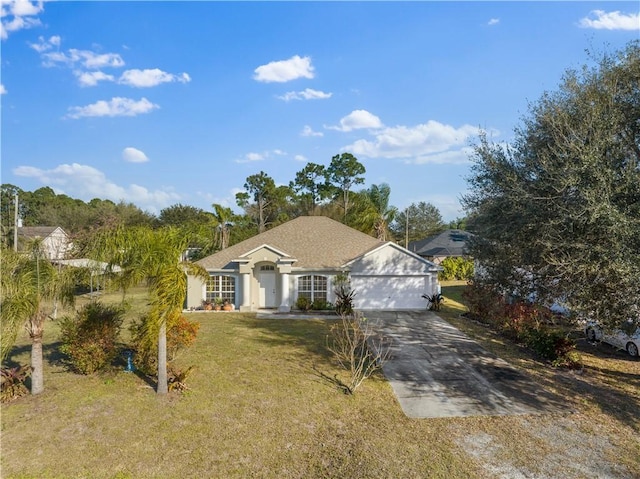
(405, 208), (409, 249)
(13, 192), (18, 252)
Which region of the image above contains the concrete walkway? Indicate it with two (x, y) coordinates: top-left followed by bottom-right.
(366, 311), (567, 418)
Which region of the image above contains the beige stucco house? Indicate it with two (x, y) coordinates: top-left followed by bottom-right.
(17, 226), (71, 260)
(186, 216), (441, 312)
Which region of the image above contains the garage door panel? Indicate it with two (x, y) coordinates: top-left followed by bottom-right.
(351, 276), (429, 310)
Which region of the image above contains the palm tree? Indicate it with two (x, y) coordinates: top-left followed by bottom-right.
(352, 183), (398, 241)
(212, 203), (234, 250)
(0, 242), (75, 394)
(93, 226), (208, 394)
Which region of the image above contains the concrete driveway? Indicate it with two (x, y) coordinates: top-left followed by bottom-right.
(366, 310), (567, 418)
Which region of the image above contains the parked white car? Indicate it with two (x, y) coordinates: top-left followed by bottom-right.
(585, 321), (640, 357)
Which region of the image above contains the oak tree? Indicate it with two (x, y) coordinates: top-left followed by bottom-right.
(463, 41), (640, 329)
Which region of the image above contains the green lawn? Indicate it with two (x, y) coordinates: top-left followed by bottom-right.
(1, 284), (638, 478)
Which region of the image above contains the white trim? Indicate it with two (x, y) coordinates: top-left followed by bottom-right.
(238, 243), (293, 259)
(342, 241), (442, 271)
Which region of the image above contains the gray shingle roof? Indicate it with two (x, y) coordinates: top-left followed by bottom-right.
(17, 226), (62, 239)
(408, 229), (473, 257)
(196, 216), (382, 270)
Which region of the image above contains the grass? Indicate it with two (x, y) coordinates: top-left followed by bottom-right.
(1, 283), (639, 478)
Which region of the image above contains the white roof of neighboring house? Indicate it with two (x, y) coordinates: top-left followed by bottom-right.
(54, 259), (121, 273)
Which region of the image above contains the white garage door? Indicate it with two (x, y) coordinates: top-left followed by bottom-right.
(350, 275), (430, 310)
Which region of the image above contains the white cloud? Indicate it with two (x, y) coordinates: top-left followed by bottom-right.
(65, 97), (159, 119)
(235, 149), (287, 164)
(488, 18), (500, 26)
(30, 37), (192, 90)
(1, 0), (43, 40)
(294, 154), (307, 162)
(277, 88), (332, 101)
(12, 162), (180, 212)
(237, 152), (265, 164)
(326, 109), (384, 132)
(253, 55), (314, 83)
(28, 35), (61, 53)
(579, 10), (640, 30)
(0, 84), (7, 94)
(75, 70), (115, 87)
(41, 48), (125, 69)
(7, 0), (42, 16)
(301, 125), (323, 137)
(344, 120), (482, 164)
(118, 68), (191, 87)
(122, 147), (149, 163)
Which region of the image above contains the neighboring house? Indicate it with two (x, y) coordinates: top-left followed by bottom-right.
(53, 258), (121, 295)
(408, 229), (473, 264)
(17, 226), (72, 260)
(187, 216), (442, 312)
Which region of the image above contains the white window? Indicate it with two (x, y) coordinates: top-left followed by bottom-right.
(297, 275), (328, 302)
(206, 275), (235, 303)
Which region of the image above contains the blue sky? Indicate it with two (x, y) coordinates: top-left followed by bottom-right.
(1, 1), (638, 221)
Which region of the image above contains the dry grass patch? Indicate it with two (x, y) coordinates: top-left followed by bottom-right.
(439, 280), (640, 478)
(2, 303), (482, 478)
(2, 283), (638, 478)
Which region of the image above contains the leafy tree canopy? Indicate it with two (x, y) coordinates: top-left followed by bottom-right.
(463, 41), (640, 329)
(350, 183), (398, 240)
(158, 204), (213, 228)
(390, 201), (444, 245)
(326, 153), (366, 220)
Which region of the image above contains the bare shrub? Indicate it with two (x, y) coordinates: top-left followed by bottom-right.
(319, 311), (390, 395)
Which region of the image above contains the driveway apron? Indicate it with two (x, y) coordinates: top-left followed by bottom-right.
(366, 311), (567, 418)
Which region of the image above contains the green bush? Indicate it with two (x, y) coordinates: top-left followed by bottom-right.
(523, 328), (579, 367)
(1, 365), (31, 403)
(167, 315), (200, 361)
(59, 302), (125, 374)
(311, 299), (333, 311)
(463, 282), (580, 367)
(295, 296), (311, 311)
(439, 257), (474, 281)
(462, 280), (505, 326)
(130, 314), (200, 375)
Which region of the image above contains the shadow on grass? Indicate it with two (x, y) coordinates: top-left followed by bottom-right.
(452, 314), (640, 431)
(534, 363), (640, 433)
(3, 341), (66, 369)
(244, 316), (337, 365)
(4, 341), (159, 393)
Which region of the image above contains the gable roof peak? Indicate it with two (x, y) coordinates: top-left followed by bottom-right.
(196, 215), (381, 270)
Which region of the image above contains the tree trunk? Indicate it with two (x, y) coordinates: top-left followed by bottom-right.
(27, 311), (46, 395)
(30, 335), (44, 395)
(157, 321), (168, 395)
(343, 189), (349, 222)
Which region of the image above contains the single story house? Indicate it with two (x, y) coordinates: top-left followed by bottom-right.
(408, 229), (473, 265)
(186, 216), (442, 312)
(17, 226), (72, 260)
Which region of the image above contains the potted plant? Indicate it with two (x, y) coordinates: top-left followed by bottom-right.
(213, 297), (224, 311)
(222, 300), (234, 311)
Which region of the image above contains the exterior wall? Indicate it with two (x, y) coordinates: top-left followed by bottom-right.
(349, 244), (436, 276)
(186, 276), (206, 309)
(349, 244), (439, 310)
(44, 229), (70, 260)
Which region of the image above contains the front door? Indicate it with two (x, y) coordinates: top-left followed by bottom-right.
(258, 272), (277, 308)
